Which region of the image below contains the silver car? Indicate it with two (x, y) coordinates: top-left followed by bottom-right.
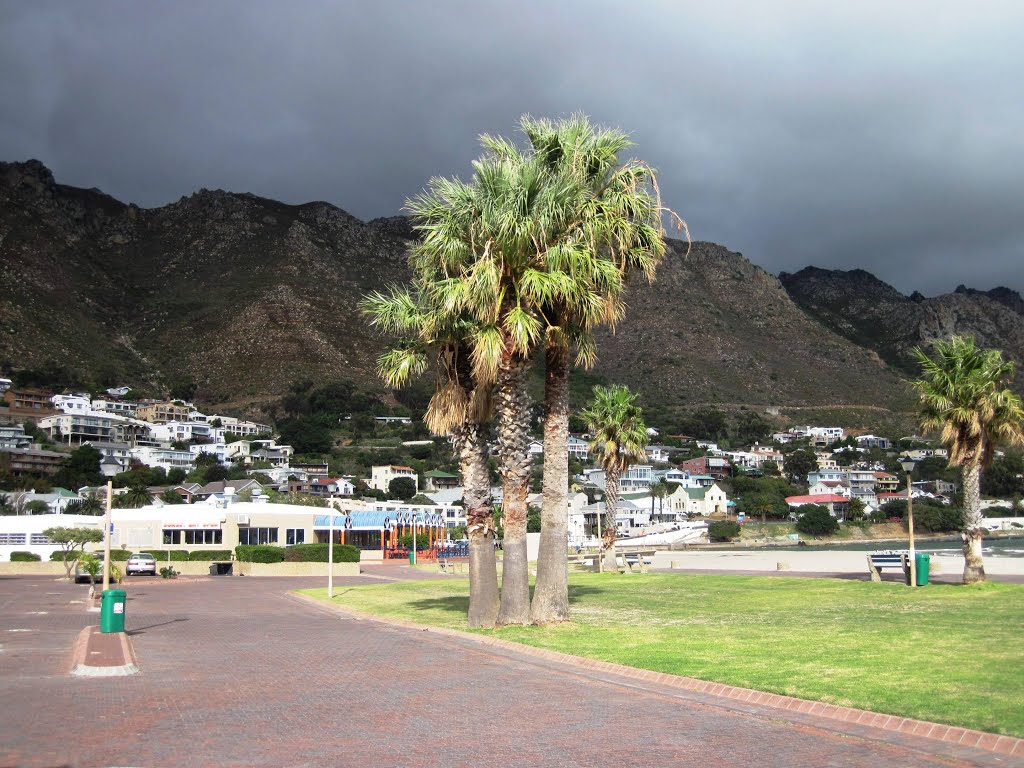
(126, 552), (157, 576)
(74, 553), (106, 584)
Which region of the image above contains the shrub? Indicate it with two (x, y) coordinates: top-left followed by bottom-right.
(159, 566), (178, 579)
(148, 550), (191, 562)
(283, 543), (360, 563)
(108, 549), (132, 560)
(189, 550), (233, 561)
(234, 545), (285, 563)
(51, 550), (82, 561)
(983, 506), (1009, 518)
(908, 504), (965, 533)
(708, 520), (741, 542)
(795, 505), (840, 536)
(10, 551), (41, 561)
(398, 533), (431, 549)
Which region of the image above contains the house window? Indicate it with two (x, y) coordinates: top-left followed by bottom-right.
(239, 527), (278, 545)
(285, 528), (305, 545)
(163, 529), (182, 544)
(184, 529), (222, 545)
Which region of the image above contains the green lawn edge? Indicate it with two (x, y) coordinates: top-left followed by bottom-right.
(298, 573), (1024, 737)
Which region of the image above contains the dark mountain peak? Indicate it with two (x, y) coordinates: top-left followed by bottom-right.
(366, 215), (416, 241)
(909, 291), (926, 303)
(0, 158), (57, 194)
(949, 284), (1024, 316)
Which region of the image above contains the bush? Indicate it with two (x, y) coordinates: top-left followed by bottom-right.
(189, 550), (233, 561)
(283, 543), (360, 563)
(908, 504), (965, 533)
(983, 506), (1010, 518)
(159, 566), (178, 579)
(108, 549), (132, 561)
(148, 550), (191, 562)
(708, 520), (741, 542)
(10, 551), (41, 561)
(795, 505), (840, 536)
(234, 545), (285, 563)
(398, 533), (432, 549)
(51, 550), (82, 561)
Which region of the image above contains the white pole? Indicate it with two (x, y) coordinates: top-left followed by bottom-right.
(101, 480), (112, 593)
(907, 472), (917, 588)
(411, 517), (417, 566)
(328, 512), (334, 600)
(596, 500), (603, 574)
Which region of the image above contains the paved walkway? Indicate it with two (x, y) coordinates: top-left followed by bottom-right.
(0, 571), (1019, 767)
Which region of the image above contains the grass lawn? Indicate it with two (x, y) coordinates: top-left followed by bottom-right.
(300, 573), (1024, 736)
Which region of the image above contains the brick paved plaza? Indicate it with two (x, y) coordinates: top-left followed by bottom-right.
(0, 571), (1018, 767)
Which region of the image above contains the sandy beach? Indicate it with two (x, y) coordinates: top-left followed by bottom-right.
(651, 547), (1024, 576)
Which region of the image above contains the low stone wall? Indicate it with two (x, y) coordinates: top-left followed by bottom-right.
(0, 561), (69, 576)
(233, 561), (360, 577)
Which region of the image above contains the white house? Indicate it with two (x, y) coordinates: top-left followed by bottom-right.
(130, 446), (196, 473)
(151, 420), (225, 445)
(369, 465), (418, 493)
(667, 483), (729, 517)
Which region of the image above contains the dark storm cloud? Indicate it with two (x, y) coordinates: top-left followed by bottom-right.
(1, 1), (1021, 295)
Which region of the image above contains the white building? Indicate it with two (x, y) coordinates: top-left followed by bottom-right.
(130, 446), (195, 473)
(151, 421), (225, 445)
(369, 465), (418, 493)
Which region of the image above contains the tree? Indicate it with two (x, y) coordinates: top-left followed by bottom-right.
(795, 505), (839, 536)
(737, 492), (788, 523)
(388, 477), (417, 501)
(784, 448), (818, 486)
(25, 500), (50, 514)
(44, 526), (103, 579)
(912, 336), (1024, 583)
(363, 287), (500, 628)
(65, 491), (105, 516)
(581, 385), (648, 570)
(649, 479), (670, 518)
(160, 488), (184, 505)
(120, 483), (152, 509)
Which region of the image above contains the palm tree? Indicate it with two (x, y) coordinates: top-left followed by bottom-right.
(363, 286), (501, 627)
(649, 479), (670, 521)
(520, 115), (674, 624)
(912, 336), (1024, 583)
(65, 492), (105, 516)
(120, 483), (152, 509)
(581, 385), (649, 570)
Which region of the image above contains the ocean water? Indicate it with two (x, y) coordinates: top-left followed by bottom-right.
(728, 535), (1024, 558)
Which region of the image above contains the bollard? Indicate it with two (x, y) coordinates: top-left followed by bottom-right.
(777, 561), (789, 571)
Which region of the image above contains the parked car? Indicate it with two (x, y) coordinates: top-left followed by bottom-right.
(74, 553), (105, 584)
(126, 552), (157, 576)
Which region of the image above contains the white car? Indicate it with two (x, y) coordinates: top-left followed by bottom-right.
(126, 552), (157, 576)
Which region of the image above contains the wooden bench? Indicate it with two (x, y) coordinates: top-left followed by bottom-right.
(619, 550), (656, 574)
(867, 551), (909, 582)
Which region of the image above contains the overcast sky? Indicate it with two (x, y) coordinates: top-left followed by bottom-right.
(2, 1), (1021, 295)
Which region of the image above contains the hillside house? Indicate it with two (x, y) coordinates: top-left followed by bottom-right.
(785, 493), (851, 519)
(423, 470), (459, 492)
(369, 465), (418, 493)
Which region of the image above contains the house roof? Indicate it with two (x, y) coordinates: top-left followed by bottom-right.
(785, 494), (849, 505)
(423, 470), (458, 478)
(684, 487), (707, 500)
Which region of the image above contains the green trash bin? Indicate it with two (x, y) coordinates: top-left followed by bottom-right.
(408, 550), (415, 565)
(915, 552), (930, 586)
(100, 588), (126, 633)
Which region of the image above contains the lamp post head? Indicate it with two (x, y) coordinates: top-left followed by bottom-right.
(899, 456), (916, 474)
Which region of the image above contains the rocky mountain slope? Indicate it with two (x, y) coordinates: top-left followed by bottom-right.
(780, 266), (1024, 393)
(0, 160), (926, 411)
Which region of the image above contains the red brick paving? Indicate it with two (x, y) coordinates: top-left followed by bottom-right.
(0, 573), (1019, 767)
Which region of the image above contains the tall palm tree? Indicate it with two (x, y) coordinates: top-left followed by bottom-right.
(649, 479), (670, 520)
(912, 336), (1024, 583)
(363, 286), (501, 627)
(581, 385), (649, 570)
(520, 115), (673, 624)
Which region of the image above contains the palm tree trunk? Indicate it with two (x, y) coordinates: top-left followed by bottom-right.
(496, 354), (533, 625)
(602, 470), (620, 571)
(961, 461), (986, 584)
(456, 421), (499, 628)
(531, 340), (570, 624)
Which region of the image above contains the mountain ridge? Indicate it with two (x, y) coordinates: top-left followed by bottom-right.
(5, 159), (1014, 415)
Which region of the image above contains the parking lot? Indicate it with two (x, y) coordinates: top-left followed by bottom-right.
(0, 572), (1018, 767)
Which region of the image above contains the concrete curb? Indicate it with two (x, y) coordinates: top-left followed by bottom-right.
(289, 591), (1024, 760)
(69, 626), (139, 677)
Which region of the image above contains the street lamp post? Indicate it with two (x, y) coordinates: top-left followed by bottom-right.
(101, 480), (112, 593)
(899, 457), (917, 588)
(327, 511), (334, 600)
(594, 492), (604, 574)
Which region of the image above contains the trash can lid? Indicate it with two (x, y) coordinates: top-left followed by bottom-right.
(102, 589), (127, 597)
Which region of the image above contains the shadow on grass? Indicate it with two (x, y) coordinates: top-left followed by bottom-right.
(407, 584), (608, 617)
